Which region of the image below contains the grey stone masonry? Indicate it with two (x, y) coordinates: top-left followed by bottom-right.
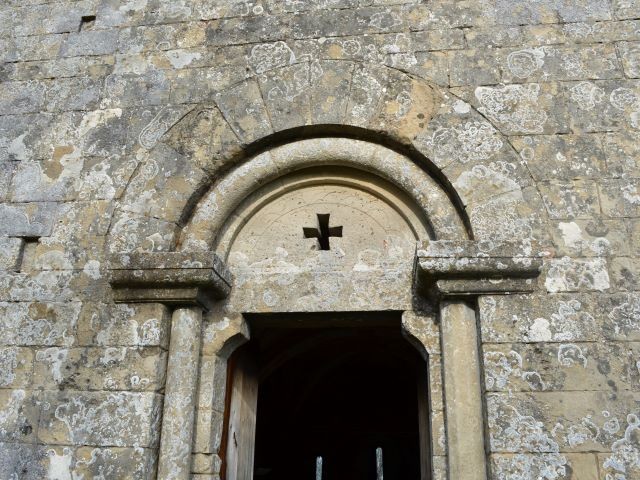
(2, 0), (640, 478)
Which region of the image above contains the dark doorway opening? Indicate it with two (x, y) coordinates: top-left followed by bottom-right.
(237, 312), (428, 480)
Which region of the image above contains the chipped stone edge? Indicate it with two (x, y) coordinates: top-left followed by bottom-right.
(416, 240), (543, 298)
(107, 252), (233, 308)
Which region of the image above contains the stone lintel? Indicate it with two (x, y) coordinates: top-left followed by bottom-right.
(108, 252), (232, 308)
(417, 240), (543, 298)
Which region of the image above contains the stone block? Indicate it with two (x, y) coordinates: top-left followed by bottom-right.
(613, 0), (640, 19)
(414, 99), (507, 170)
(368, 69), (440, 143)
(464, 25), (527, 48)
(0, 389), (38, 442)
(38, 390), (162, 447)
(538, 180), (601, 220)
(491, 453), (599, 480)
(543, 257), (610, 292)
(192, 453), (221, 474)
(197, 355), (228, 411)
(44, 76), (103, 112)
(430, 409), (446, 456)
(107, 210), (178, 253)
(77, 302), (170, 348)
(0, 237), (22, 271)
(498, 44), (621, 83)
(60, 30), (119, 58)
(168, 66), (243, 104)
(0, 442), (47, 480)
(344, 63), (388, 127)
(600, 178), (640, 218)
(258, 63), (313, 131)
(386, 50), (450, 86)
(0, 301), (81, 347)
(102, 70), (171, 107)
(564, 79), (640, 133)
(205, 14), (288, 46)
(466, 186), (547, 242)
(618, 41), (640, 78)
(163, 105), (241, 174)
(511, 134), (605, 181)
(460, 82), (571, 135)
(119, 145), (208, 222)
(214, 78), (273, 144)
(598, 448), (640, 479)
(550, 218), (629, 257)
(0, 270), (83, 302)
(602, 130), (640, 176)
(73, 446), (157, 479)
(483, 341), (639, 392)
(412, 28), (465, 51)
(482, 292), (640, 343)
(193, 408), (224, 454)
(610, 256), (640, 291)
(12, 1), (96, 36)
(33, 346), (167, 391)
(309, 60), (354, 125)
(0, 347), (34, 388)
(0, 162), (15, 200)
(449, 49), (501, 87)
(77, 108), (129, 158)
(0, 202), (59, 237)
(488, 391), (640, 453)
(10, 160), (81, 202)
(5, 33), (66, 62)
(0, 81), (47, 114)
(446, 150), (531, 205)
(401, 310), (440, 355)
(627, 219), (640, 257)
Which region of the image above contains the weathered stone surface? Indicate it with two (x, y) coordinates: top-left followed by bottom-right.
(0, 389), (39, 443)
(0, 237), (22, 271)
(0, 301), (82, 346)
(60, 30), (119, 58)
(484, 342), (640, 392)
(549, 218), (629, 257)
(77, 302), (170, 348)
(2, 1), (640, 478)
(481, 292), (640, 343)
(38, 391), (162, 447)
(33, 346), (167, 391)
(490, 453), (599, 480)
(488, 391), (640, 453)
(511, 134), (605, 181)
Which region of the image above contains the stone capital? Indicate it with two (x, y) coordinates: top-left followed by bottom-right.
(416, 240), (543, 299)
(108, 252), (233, 309)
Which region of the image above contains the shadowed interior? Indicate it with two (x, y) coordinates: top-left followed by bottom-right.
(241, 313), (426, 480)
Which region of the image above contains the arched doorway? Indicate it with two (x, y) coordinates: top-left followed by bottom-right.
(241, 312), (428, 480)
(107, 138), (537, 480)
(212, 159), (438, 480)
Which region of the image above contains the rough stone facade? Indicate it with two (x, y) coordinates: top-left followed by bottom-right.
(2, 0), (640, 479)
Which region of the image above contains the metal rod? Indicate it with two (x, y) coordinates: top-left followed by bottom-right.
(376, 447), (383, 480)
(316, 456), (323, 480)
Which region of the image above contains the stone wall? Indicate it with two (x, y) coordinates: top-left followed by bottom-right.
(1, 0), (640, 478)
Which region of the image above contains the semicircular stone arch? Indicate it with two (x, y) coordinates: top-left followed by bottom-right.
(106, 60), (548, 254)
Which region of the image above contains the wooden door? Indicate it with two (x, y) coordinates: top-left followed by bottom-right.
(224, 348), (259, 480)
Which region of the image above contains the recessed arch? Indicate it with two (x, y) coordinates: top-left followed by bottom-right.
(179, 137), (470, 255)
(215, 166), (434, 261)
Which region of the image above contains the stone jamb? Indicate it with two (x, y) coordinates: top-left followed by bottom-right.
(417, 240), (543, 480)
(108, 252), (232, 480)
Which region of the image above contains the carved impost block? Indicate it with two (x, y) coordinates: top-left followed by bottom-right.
(108, 252), (233, 310)
(416, 240), (543, 299)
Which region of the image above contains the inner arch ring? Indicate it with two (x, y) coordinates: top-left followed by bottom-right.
(178, 137), (469, 253)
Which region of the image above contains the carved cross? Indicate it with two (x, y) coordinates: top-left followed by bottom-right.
(303, 213), (343, 250)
